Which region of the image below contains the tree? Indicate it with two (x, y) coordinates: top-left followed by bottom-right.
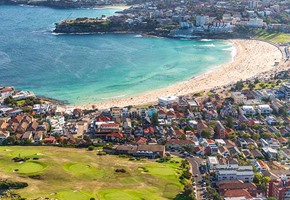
(267, 197), (277, 200)
(253, 172), (262, 184)
(252, 133), (260, 140)
(249, 83), (255, 90)
(201, 130), (211, 139)
(235, 80), (244, 90)
(226, 117), (234, 129)
(4, 96), (16, 106)
(239, 123), (247, 130)
(242, 133), (251, 138)
(279, 107), (288, 117)
(151, 113), (159, 126)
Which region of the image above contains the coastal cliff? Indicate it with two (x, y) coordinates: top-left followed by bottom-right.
(54, 16), (160, 34)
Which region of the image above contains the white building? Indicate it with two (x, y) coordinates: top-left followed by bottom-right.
(239, 106), (256, 115)
(231, 92), (247, 104)
(266, 115), (277, 125)
(247, 18), (264, 28)
(207, 156), (219, 170)
(195, 15), (209, 26)
(248, 0), (259, 9)
(257, 104), (272, 115)
(158, 96), (179, 106)
(216, 165), (254, 182)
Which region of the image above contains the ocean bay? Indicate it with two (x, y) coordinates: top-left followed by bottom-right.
(0, 5), (233, 104)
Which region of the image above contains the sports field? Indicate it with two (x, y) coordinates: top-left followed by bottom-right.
(0, 146), (184, 200)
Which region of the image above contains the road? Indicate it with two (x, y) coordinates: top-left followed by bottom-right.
(171, 152), (205, 199)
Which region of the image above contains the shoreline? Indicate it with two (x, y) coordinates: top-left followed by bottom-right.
(68, 39), (286, 110)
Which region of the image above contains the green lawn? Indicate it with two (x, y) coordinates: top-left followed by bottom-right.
(253, 30), (290, 44)
(0, 146), (183, 200)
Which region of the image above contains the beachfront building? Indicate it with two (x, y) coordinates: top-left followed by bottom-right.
(158, 96), (179, 107)
(231, 92), (247, 104)
(247, 18), (264, 28)
(195, 15), (209, 26)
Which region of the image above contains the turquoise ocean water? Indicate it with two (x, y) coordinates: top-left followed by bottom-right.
(0, 5), (233, 104)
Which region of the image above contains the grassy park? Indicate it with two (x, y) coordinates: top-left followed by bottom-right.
(253, 30), (290, 44)
(0, 146), (184, 200)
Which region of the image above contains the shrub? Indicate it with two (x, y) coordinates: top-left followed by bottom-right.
(88, 146), (94, 151)
(115, 168), (126, 173)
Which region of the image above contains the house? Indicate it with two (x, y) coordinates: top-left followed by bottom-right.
(215, 139), (226, 146)
(22, 131), (33, 141)
(266, 116), (277, 125)
(106, 133), (124, 141)
(33, 131), (43, 143)
(277, 137), (288, 146)
(242, 149), (253, 159)
(0, 131), (9, 143)
(218, 181), (257, 197)
(262, 147), (278, 159)
(17, 121), (29, 133)
(110, 106), (121, 119)
(123, 119), (132, 134)
(257, 104), (272, 115)
(229, 146), (242, 156)
(166, 139), (195, 149)
(207, 156), (219, 170)
(166, 110), (176, 119)
(223, 189), (253, 199)
(43, 137), (56, 144)
(174, 129), (185, 138)
(0, 87), (14, 98)
(105, 144), (165, 158)
(271, 99), (283, 113)
(280, 149), (290, 161)
(231, 92), (247, 104)
(157, 109), (167, 119)
(250, 149), (264, 159)
(239, 106), (256, 115)
(135, 137), (147, 145)
(218, 146), (230, 157)
(215, 121), (226, 139)
(237, 138), (248, 149)
(158, 96), (179, 107)
(268, 138), (280, 149)
(220, 105), (238, 118)
(73, 108), (83, 119)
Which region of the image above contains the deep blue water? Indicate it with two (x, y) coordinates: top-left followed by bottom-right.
(0, 5), (233, 104)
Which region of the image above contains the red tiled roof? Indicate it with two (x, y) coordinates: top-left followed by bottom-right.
(174, 129), (185, 136)
(100, 123), (119, 127)
(97, 116), (111, 122)
(135, 137), (147, 144)
(44, 137), (55, 143)
(107, 133), (123, 139)
(207, 139), (215, 144)
(175, 112), (184, 118)
(0, 88), (13, 93)
(224, 189), (252, 198)
(166, 111), (175, 116)
(186, 131), (195, 136)
(167, 139), (195, 145)
(158, 110), (166, 115)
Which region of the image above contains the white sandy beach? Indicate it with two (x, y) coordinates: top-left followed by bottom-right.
(73, 39), (288, 110)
